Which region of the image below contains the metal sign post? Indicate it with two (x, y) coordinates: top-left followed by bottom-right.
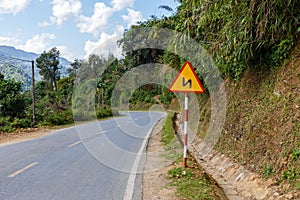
(31, 60), (35, 126)
(169, 61), (205, 167)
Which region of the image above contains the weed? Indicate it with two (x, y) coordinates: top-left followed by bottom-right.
(282, 169), (297, 180)
(167, 161), (217, 200)
(161, 112), (175, 146)
(263, 165), (274, 178)
(291, 149), (300, 161)
(168, 167), (193, 179)
(282, 150), (288, 158)
(295, 181), (300, 190)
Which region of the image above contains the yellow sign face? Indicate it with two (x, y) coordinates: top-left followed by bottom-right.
(169, 62), (204, 94)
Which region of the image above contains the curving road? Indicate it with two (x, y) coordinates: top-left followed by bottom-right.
(0, 111), (165, 200)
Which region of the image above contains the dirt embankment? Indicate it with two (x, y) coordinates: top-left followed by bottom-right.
(189, 43), (300, 198)
(175, 112), (300, 199)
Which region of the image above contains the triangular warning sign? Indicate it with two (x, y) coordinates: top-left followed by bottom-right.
(169, 62), (205, 94)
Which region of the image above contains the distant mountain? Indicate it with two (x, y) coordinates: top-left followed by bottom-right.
(0, 45), (71, 90)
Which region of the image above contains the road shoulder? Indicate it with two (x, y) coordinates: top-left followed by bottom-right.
(142, 117), (180, 200)
(0, 128), (51, 146)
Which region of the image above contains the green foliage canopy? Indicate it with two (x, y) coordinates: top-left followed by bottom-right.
(126, 0), (300, 79)
(36, 47), (61, 91)
(0, 73), (26, 118)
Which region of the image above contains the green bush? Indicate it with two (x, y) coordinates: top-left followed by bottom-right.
(129, 88), (156, 105)
(72, 109), (92, 122)
(0, 76), (26, 118)
(96, 106), (113, 119)
(12, 118), (32, 129)
(0, 117), (15, 132)
(43, 109), (74, 126)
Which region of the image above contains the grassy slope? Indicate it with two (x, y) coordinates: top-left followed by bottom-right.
(198, 43), (299, 191)
(161, 112), (224, 199)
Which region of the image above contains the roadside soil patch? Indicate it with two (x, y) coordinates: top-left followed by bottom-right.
(0, 128), (51, 145)
(143, 118), (180, 200)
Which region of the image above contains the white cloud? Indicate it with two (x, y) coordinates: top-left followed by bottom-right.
(122, 9), (143, 28)
(0, 0), (31, 15)
(111, 0), (134, 11)
(1, 34), (75, 60)
(18, 33), (56, 54)
(77, 0), (135, 36)
(77, 2), (114, 36)
(84, 26), (124, 58)
(40, 0), (81, 26)
(0, 36), (21, 46)
(57, 45), (76, 61)
(51, 0), (81, 25)
(37, 20), (52, 27)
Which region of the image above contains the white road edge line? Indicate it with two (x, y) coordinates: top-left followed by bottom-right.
(123, 116), (163, 200)
(8, 162), (39, 178)
(67, 141), (82, 148)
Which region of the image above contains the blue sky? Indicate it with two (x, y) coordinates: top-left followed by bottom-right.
(0, 0), (179, 61)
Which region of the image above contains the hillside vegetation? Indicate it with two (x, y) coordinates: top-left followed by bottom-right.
(0, 45), (70, 90)
(126, 0), (299, 192)
(203, 44), (299, 191)
(155, 0), (299, 192)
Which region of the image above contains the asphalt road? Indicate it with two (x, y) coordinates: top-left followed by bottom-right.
(0, 111), (165, 200)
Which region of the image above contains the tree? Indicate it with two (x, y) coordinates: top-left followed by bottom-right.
(0, 73), (26, 118)
(68, 59), (82, 79)
(36, 47), (61, 91)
